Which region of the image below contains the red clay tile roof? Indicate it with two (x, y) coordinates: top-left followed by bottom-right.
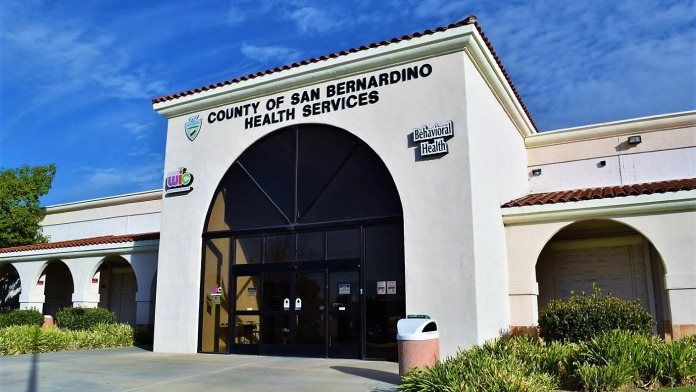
(502, 178), (696, 208)
(0, 232), (160, 254)
(151, 16), (538, 131)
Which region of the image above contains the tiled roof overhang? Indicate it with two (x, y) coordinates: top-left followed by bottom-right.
(502, 178), (696, 208)
(151, 16), (538, 131)
(0, 232), (160, 254)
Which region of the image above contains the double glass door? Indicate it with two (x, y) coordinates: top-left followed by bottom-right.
(233, 266), (360, 358)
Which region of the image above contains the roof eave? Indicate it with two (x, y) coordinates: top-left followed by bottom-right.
(0, 240), (160, 262)
(152, 23), (536, 137)
(502, 189), (696, 225)
(526, 110), (696, 148)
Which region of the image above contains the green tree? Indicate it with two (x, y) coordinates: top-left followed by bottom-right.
(0, 164), (56, 248)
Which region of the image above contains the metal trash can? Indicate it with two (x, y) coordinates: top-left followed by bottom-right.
(396, 317), (439, 376)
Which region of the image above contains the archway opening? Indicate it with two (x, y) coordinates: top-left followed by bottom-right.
(0, 263), (21, 311)
(536, 219), (668, 336)
(96, 257), (137, 324)
(200, 124), (404, 360)
(43, 260), (74, 317)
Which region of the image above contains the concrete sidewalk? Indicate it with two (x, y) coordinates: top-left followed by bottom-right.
(0, 347), (400, 392)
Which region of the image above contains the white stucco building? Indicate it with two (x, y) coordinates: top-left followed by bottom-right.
(1, 17), (694, 360)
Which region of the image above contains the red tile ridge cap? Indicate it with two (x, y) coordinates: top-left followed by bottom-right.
(151, 16), (538, 131)
(502, 178), (696, 208)
(0, 232), (160, 254)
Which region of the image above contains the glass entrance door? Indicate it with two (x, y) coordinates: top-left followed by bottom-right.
(259, 270), (326, 356)
(328, 269), (360, 358)
(233, 265), (362, 358)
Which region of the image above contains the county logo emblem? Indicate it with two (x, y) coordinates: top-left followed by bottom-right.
(185, 115), (202, 141)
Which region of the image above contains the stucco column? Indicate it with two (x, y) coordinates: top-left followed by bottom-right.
(134, 291), (152, 326)
(124, 252), (158, 326)
(64, 257), (103, 308)
(505, 221), (571, 334)
(508, 280), (539, 334)
(13, 260), (48, 313)
(665, 273), (696, 339)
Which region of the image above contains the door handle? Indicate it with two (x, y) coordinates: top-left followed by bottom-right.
(295, 297), (302, 310)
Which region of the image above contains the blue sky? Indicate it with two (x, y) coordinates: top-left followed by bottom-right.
(1, 0), (695, 206)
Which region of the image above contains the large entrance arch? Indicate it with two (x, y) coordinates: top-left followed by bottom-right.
(536, 219), (669, 336)
(199, 124), (404, 360)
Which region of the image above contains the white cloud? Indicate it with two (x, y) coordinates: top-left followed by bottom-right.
(0, 4), (168, 103)
(75, 161), (163, 194)
(287, 6), (339, 34)
(227, 4), (246, 25)
(123, 122), (155, 141)
(240, 43), (302, 64)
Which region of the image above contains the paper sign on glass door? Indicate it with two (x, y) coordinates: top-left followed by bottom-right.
(377, 281), (386, 295)
(387, 281), (397, 294)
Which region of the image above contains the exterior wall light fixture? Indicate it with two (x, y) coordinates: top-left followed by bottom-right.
(627, 135), (642, 145)
(531, 168), (542, 176)
(598, 160), (606, 167)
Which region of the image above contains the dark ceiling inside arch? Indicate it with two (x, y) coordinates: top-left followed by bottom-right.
(208, 125), (402, 232)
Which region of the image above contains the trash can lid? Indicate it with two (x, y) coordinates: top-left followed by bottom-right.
(396, 318), (439, 340)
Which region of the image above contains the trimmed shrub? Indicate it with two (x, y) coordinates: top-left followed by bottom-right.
(0, 323), (133, 355)
(577, 329), (696, 389)
(574, 362), (635, 392)
(71, 323), (133, 349)
(56, 307), (116, 331)
(400, 337), (558, 392)
(37, 325), (71, 352)
(0, 309), (44, 327)
(398, 331), (695, 391)
(663, 338), (696, 387)
(538, 284), (653, 343)
(0, 325), (41, 355)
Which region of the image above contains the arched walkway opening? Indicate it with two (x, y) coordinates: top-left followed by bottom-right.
(43, 260), (74, 317)
(536, 219), (669, 336)
(96, 257), (137, 324)
(200, 124), (404, 360)
(0, 263), (21, 310)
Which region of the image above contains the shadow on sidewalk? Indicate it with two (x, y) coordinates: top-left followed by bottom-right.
(331, 365), (400, 385)
(27, 352), (38, 392)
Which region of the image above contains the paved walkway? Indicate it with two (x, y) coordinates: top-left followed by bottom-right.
(0, 347), (400, 392)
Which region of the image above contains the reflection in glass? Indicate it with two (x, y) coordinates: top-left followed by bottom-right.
(235, 315), (259, 344)
(327, 228), (360, 260)
(296, 272), (324, 310)
(265, 234), (295, 263)
(235, 276), (260, 311)
(235, 237), (262, 264)
(200, 238), (230, 353)
(263, 315), (290, 345)
(296, 315), (324, 345)
(330, 270), (359, 309)
(263, 274), (290, 311)
(365, 224), (405, 361)
(329, 313), (359, 347)
(296, 232), (324, 261)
